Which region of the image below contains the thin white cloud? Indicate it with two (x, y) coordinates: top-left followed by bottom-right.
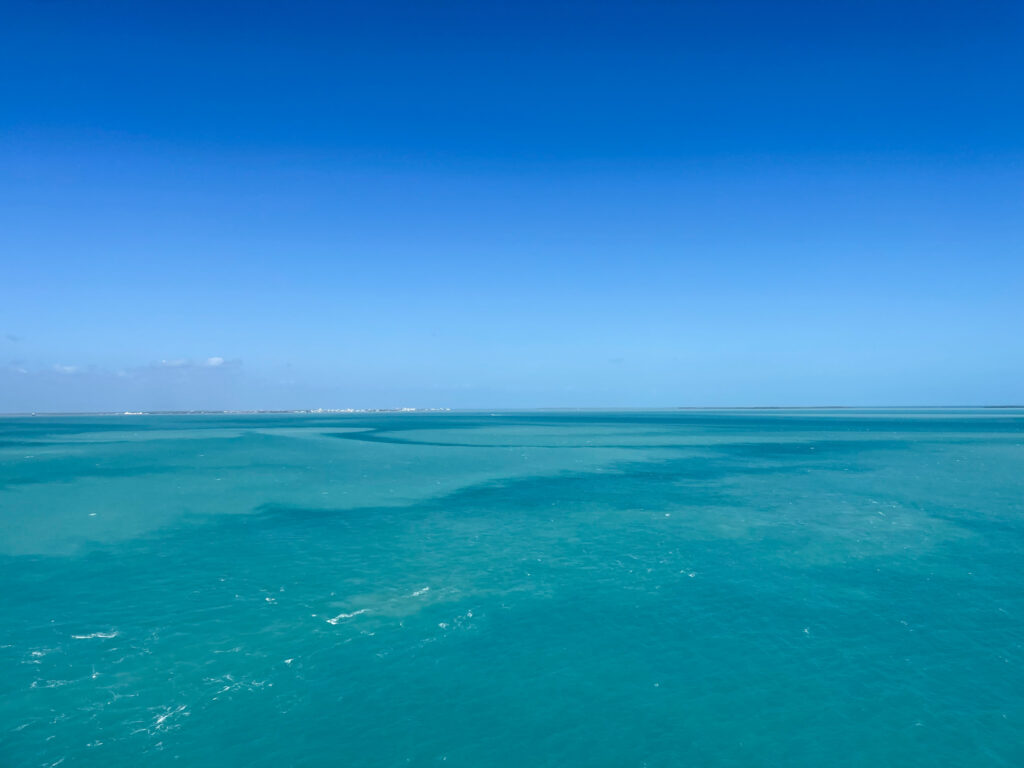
(1, 357), (246, 413)
(7, 357), (240, 380)
(159, 356), (230, 369)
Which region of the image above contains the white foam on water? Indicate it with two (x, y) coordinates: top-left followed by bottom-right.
(153, 704), (189, 731)
(31, 680), (72, 689)
(326, 609), (368, 624)
(72, 631), (118, 640)
(410, 587), (430, 597)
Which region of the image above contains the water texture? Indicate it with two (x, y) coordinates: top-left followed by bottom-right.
(2, 410), (1022, 766)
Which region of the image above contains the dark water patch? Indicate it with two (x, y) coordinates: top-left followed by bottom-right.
(324, 429), (697, 450)
(0, 429), (335, 491)
(0, 439), (66, 448)
(715, 438), (911, 460)
(924, 511), (1024, 537)
(0, 460), (187, 491)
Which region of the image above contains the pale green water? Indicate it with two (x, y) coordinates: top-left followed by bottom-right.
(2, 410), (1023, 766)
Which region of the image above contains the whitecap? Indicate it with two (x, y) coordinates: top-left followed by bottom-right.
(326, 609), (368, 625)
(31, 680), (72, 689)
(153, 704), (188, 731)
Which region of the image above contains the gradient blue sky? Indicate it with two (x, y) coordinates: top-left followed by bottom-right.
(2, 0), (1022, 411)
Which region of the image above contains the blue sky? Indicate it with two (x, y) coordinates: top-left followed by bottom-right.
(2, 0), (1022, 410)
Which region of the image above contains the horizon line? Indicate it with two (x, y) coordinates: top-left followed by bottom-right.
(2, 405), (1023, 417)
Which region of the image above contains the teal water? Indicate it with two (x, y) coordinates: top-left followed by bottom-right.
(2, 409), (1023, 766)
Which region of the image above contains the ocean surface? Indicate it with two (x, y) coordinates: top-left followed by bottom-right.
(2, 409), (1023, 766)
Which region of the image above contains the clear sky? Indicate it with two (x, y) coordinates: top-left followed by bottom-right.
(2, 0), (1022, 411)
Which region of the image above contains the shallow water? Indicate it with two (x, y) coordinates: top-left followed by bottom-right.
(2, 410), (1023, 766)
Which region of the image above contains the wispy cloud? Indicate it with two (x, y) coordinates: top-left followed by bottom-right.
(159, 356), (231, 370)
(0, 356), (245, 413)
(10, 357), (238, 378)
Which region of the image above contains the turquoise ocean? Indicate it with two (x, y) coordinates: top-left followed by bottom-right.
(2, 409), (1023, 766)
